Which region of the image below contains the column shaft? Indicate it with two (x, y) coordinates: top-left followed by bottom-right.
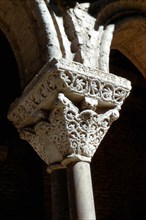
(50, 169), (70, 220)
(67, 161), (96, 220)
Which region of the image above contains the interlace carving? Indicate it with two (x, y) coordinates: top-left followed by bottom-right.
(7, 58), (131, 166)
(8, 58), (131, 129)
(19, 93), (119, 165)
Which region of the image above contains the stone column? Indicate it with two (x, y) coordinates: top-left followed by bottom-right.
(7, 57), (131, 219)
(48, 167), (70, 220)
(67, 161), (96, 220)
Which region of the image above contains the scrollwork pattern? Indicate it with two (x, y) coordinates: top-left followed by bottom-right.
(7, 58), (131, 165)
(59, 68), (130, 105)
(8, 59), (131, 129)
(20, 93), (120, 165)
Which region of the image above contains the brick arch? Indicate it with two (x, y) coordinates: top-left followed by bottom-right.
(111, 16), (146, 78)
(89, 0), (146, 78)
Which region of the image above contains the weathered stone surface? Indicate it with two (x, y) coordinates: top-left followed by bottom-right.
(7, 58), (131, 166)
(67, 161), (96, 220)
(90, 0), (146, 77)
(1, 1), (146, 219)
(7, 1), (132, 168)
(8, 58), (131, 127)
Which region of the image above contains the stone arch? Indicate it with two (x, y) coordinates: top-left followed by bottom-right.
(110, 17), (146, 78)
(89, 0), (146, 77)
(88, 1), (146, 218)
(0, 4), (46, 218)
(0, 0), (61, 88)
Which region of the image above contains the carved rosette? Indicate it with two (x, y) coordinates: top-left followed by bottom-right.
(8, 58), (131, 167)
(8, 58), (131, 128)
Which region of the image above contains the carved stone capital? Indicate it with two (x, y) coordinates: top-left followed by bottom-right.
(7, 0), (132, 170)
(19, 93), (120, 165)
(7, 58), (131, 167)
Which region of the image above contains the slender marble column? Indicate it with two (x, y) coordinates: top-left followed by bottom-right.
(67, 161), (96, 220)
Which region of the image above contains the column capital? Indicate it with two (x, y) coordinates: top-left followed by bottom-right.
(7, 58), (131, 168)
(7, 2), (132, 169)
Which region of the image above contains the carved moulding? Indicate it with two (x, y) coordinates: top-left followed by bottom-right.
(7, 58), (131, 168)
